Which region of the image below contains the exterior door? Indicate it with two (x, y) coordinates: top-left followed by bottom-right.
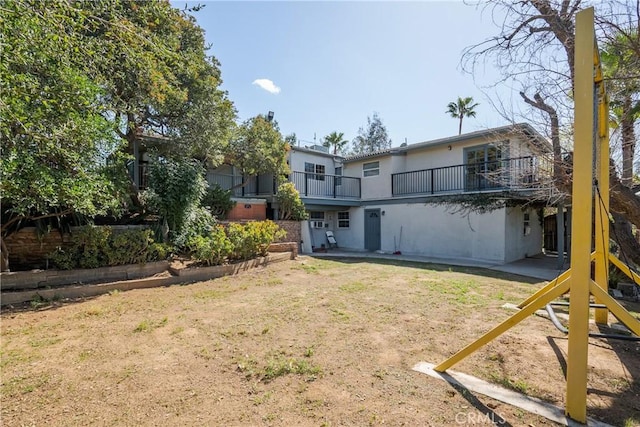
(464, 144), (503, 191)
(364, 209), (381, 251)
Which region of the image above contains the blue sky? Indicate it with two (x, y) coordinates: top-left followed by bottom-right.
(175, 1), (513, 148)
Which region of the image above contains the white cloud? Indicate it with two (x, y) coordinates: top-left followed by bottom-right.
(252, 78), (281, 94)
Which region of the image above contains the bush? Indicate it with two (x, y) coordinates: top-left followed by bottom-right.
(186, 225), (233, 266)
(49, 226), (169, 270)
(276, 182), (308, 220)
(202, 184), (236, 219)
(173, 206), (218, 249)
(227, 220), (285, 261)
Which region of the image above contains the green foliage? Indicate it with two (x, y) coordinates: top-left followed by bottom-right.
(186, 225), (233, 266)
(446, 96), (479, 135)
(202, 184), (236, 219)
(225, 115), (288, 181)
(0, 0), (129, 229)
(276, 182), (308, 221)
(226, 221), (285, 261)
(350, 113), (391, 154)
(147, 157), (207, 242)
(49, 226), (169, 270)
(174, 206), (218, 249)
(322, 131), (348, 155)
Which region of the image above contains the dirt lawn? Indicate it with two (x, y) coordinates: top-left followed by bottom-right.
(2, 257), (639, 426)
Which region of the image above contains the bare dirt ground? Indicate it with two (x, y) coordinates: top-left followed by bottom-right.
(2, 256), (639, 426)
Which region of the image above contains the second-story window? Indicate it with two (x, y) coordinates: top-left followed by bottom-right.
(305, 162), (325, 181)
(363, 161), (379, 177)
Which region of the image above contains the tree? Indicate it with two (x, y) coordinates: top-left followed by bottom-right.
(461, 0), (640, 265)
(0, 0), (236, 270)
(0, 0), (130, 270)
(601, 34), (640, 187)
(351, 113), (392, 154)
(224, 115), (288, 188)
(446, 97), (479, 135)
(323, 131), (349, 155)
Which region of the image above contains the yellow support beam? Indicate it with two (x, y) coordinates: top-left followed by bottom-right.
(594, 54), (610, 325)
(590, 280), (640, 336)
(609, 253), (640, 285)
(565, 7), (595, 423)
(434, 278), (571, 372)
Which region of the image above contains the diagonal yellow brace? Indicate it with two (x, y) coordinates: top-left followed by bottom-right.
(435, 278), (571, 372)
(589, 280), (640, 336)
(609, 253), (640, 285)
(517, 253), (594, 309)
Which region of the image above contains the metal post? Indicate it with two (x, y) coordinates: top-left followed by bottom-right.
(594, 71), (610, 325)
(565, 8), (594, 423)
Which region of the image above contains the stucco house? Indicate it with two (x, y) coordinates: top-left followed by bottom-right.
(206, 123), (553, 264)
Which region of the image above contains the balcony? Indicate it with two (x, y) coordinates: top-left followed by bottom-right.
(391, 156), (549, 197)
(205, 171), (361, 200)
(289, 171), (360, 199)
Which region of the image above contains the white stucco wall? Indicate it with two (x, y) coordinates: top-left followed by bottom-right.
(504, 207), (543, 262)
(289, 148), (340, 174)
(343, 157), (393, 200)
(333, 203), (509, 263)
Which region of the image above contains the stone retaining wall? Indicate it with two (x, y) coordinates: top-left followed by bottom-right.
(274, 221), (301, 245)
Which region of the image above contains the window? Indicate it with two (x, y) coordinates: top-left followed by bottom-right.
(305, 162), (325, 181)
(309, 211), (325, 220)
(335, 166), (342, 185)
(338, 211), (350, 228)
(363, 161), (379, 177)
(309, 211), (325, 229)
(523, 212), (531, 235)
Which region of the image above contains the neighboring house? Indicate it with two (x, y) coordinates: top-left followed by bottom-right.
(177, 123), (554, 264)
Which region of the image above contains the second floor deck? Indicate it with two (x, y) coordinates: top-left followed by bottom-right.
(202, 155), (550, 202)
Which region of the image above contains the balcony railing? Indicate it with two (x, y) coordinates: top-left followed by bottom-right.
(391, 156), (548, 197)
(290, 171), (361, 199)
(206, 173), (276, 197)
(205, 171), (361, 199)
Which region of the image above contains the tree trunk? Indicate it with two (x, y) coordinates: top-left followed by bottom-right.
(1, 236), (9, 272)
(458, 117), (463, 135)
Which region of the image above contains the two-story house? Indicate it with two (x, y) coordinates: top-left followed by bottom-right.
(207, 123), (553, 264)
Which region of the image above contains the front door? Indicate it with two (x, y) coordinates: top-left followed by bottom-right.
(364, 209), (381, 251)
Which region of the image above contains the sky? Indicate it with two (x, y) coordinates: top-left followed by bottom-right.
(173, 1), (515, 148)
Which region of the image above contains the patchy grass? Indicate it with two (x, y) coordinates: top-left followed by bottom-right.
(1, 256), (638, 427)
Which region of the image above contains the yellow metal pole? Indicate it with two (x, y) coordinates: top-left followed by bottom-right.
(434, 278), (570, 372)
(594, 66), (610, 325)
(565, 7), (595, 423)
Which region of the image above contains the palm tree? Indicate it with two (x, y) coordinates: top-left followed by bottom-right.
(323, 131), (349, 155)
(446, 96), (479, 135)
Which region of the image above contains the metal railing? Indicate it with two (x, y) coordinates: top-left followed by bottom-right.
(391, 156), (547, 197)
(289, 171), (361, 199)
(205, 171), (361, 199)
(205, 173), (276, 197)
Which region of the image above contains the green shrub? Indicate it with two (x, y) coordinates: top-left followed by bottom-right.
(49, 226), (168, 270)
(186, 225), (233, 266)
(104, 229), (152, 265)
(202, 184), (236, 219)
(276, 182), (308, 220)
(174, 206), (218, 249)
(227, 220), (285, 261)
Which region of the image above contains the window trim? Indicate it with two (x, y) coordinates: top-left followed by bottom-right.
(362, 161), (380, 177)
(337, 211), (350, 229)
